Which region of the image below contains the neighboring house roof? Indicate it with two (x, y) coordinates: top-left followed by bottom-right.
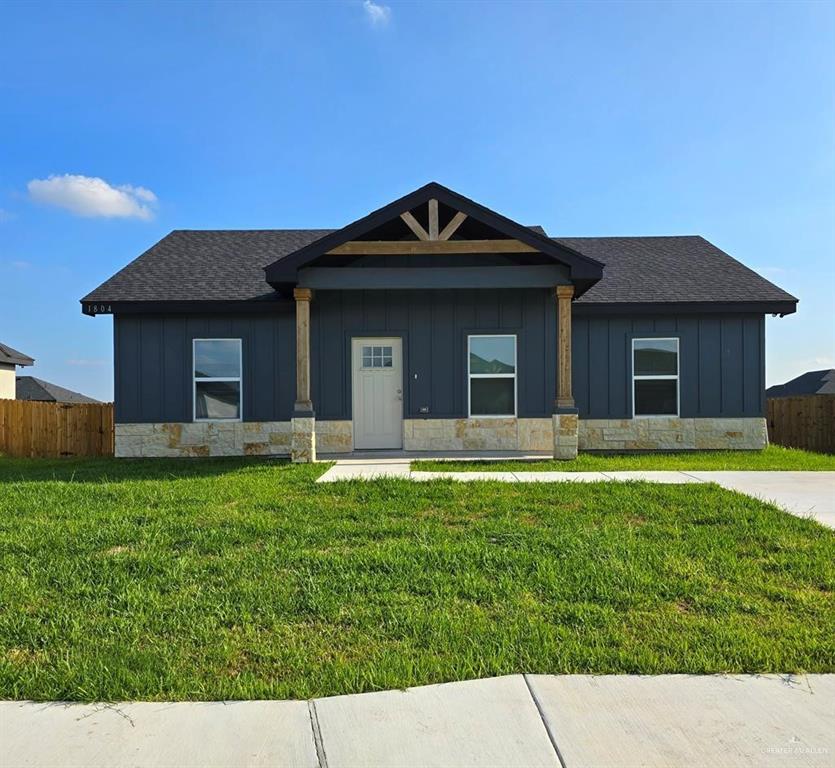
(80, 183), (797, 315)
(15, 376), (100, 403)
(0, 342), (34, 367)
(766, 370), (835, 398)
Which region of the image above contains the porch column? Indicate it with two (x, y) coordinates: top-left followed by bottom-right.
(552, 285), (578, 460)
(555, 285), (574, 409)
(292, 287), (316, 462)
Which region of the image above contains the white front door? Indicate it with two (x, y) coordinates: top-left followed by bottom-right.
(352, 337), (403, 449)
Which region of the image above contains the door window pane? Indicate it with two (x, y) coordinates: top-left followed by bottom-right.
(634, 339), (678, 376)
(194, 339), (241, 378)
(470, 378), (515, 416)
(469, 336), (515, 374)
(362, 344), (394, 368)
(195, 381), (241, 420)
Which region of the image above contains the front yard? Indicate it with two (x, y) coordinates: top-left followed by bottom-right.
(1, 457), (833, 701)
(417, 445), (835, 472)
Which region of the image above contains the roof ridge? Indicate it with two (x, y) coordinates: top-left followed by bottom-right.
(170, 228), (336, 233)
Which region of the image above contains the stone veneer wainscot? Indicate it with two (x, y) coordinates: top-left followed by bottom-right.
(115, 416), (768, 458)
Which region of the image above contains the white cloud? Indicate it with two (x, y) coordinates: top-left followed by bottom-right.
(66, 358), (107, 367)
(27, 174), (158, 220)
(363, 0), (391, 26)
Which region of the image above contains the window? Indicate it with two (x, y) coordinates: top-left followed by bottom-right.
(193, 339), (242, 421)
(361, 345), (393, 368)
(468, 335), (516, 417)
(632, 338), (679, 416)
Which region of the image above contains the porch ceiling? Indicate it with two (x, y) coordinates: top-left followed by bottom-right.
(297, 265), (571, 290)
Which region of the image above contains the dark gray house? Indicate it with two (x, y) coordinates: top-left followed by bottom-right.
(81, 183), (797, 460)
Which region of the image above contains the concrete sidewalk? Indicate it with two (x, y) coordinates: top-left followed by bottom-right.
(316, 462), (835, 528)
(4, 675), (833, 767)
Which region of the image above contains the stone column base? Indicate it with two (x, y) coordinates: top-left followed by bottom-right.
(552, 412), (578, 460)
(291, 416), (316, 463)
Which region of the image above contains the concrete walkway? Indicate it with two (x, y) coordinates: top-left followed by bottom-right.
(4, 675), (833, 767)
(317, 462), (835, 528)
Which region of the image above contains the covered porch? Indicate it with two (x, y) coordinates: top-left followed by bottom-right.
(280, 188), (594, 463)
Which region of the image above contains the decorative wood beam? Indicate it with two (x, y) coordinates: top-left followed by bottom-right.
(428, 199), (439, 240)
(439, 211), (467, 241)
(400, 211), (429, 241)
(326, 239), (539, 256)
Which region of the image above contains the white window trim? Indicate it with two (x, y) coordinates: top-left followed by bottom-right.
(632, 337), (680, 418)
(467, 334), (517, 418)
(193, 338), (243, 423)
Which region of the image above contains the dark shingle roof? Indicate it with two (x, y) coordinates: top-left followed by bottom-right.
(0, 342), (34, 366)
(83, 230), (333, 303)
(82, 230), (797, 308)
(766, 370), (835, 398)
(15, 376), (100, 403)
(555, 236), (797, 305)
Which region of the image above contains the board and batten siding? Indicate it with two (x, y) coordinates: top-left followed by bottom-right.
(114, 312), (296, 423)
(113, 301), (765, 424)
(311, 288), (557, 420)
(572, 313), (765, 419)
(112, 289), (558, 423)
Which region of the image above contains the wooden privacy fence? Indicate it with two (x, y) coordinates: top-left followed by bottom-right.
(767, 395), (835, 454)
(0, 399), (114, 458)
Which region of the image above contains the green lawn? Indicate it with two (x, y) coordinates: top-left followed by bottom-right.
(1, 456), (833, 701)
(416, 445), (835, 473)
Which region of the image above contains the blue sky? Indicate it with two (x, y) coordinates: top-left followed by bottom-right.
(1, 0), (833, 401)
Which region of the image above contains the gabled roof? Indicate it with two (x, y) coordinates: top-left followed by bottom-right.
(263, 182), (605, 291)
(559, 236), (797, 311)
(80, 184), (798, 316)
(766, 370), (835, 398)
(15, 376), (100, 403)
(0, 342), (34, 367)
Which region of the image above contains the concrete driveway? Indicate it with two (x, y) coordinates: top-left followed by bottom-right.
(4, 675), (833, 767)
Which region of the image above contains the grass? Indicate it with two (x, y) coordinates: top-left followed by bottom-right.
(416, 445), (835, 473)
(1, 456), (833, 701)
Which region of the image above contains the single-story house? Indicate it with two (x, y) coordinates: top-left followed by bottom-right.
(766, 369), (834, 398)
(0, 342), (34, 400)
(16, 376), (100, 404)
(81, 183), (797, 461)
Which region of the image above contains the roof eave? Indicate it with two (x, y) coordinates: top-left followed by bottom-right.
(573, 299), (798, 316)
(81, 298), (294, 316)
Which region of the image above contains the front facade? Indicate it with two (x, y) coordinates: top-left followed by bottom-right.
(82, 183), (797, 460)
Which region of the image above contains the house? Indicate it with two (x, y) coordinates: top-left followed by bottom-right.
(81, 183), (798, 461)
(16, 376), (100, 404)
(0, 342), (34, 399)
(766, 369), (834, 398)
